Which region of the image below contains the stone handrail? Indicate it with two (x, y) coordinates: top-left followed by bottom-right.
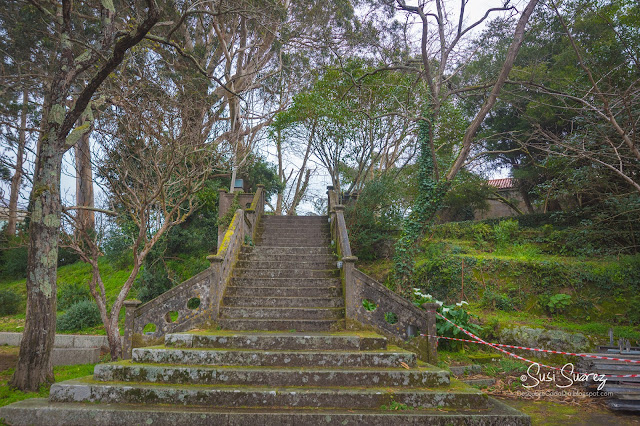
(327, 188), (437, 363)
(123, 188), (265, 359)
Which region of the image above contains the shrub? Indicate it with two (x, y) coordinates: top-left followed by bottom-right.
(481, 289), (514, 311)
(57, 300), (102, 332)
(58, 282), (92, 311)
(494, 219), (519, 248)
(0, 245), (28, 279)
(0, 290), (22, 315)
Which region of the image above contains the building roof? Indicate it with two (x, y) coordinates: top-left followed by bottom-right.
(487, 178), (515, 189)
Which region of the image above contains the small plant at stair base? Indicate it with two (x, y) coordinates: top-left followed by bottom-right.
(362, 299), (378, 312)
(244, 235), (254, 246)
(384, 312), (398, 325)
(414, 289), (484, 349)
(380, 400), (411, 411)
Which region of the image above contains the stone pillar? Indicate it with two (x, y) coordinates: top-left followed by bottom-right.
(217, 189), (229, 251)
(123, 299), (142, 360)
(421, 302), (438, 364)
(342, 255), (358, 320)
(206, 255), (224, 319)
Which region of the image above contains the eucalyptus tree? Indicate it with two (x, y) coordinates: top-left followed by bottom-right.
(274, 61), (422, 213)
(144, 0), (360, 193)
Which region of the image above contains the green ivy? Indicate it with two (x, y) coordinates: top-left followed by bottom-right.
(393, 106), (449, 295)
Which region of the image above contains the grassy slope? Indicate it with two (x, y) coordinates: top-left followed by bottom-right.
(0, 259), (134, 334)
(0, 253), (209, 334)
(358, 239), (640, 344)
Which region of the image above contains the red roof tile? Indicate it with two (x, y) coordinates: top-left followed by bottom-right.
(487, 178), (515, 189)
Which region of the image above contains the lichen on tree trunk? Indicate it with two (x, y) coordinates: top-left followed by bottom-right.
(10, 128), (64, 391)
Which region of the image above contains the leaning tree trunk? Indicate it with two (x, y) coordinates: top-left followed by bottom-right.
(75, 131), (95, 233)
(10, 128), (64, 391)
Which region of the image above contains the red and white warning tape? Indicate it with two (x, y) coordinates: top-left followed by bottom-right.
(420, 334), (640, 364)
(425, 311), (640, 379)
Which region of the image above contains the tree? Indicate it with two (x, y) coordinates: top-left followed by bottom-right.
(388, 0), (541, 292)
(64, 108), (217, 359)
(8, 0), (159, 391)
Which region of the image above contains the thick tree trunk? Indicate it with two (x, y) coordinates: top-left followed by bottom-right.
(6, 89), (28, 237)
(74, 131), (94, 232)
(10, 130), (63, 391)
(105, 318), (122, 360)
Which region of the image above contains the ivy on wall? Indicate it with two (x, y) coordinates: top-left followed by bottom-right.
(393, 107), (449, 294)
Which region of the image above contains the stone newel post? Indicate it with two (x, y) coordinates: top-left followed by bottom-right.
(421, 302), (438, 364)
(123, 299), (142, 360)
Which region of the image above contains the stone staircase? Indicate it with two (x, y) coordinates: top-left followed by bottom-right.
(0, 215), (529, 425)
(218, 215), (344, 332)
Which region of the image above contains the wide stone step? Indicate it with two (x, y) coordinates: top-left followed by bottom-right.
(258, 229), (330, 239)
(220, 306), (344, 320)
(50, 379), (488, 410)
(219, 318), (344, 331)
(225, 286), (341, 298)
(242, 246), (331, 255)
(234, 269), (339, 278)
(94, 363), (450, 388)
(132, 347), (416, 368)
(223, 296), (344, 308)
(0, 398), (532, 426)
(238, 253), (336, 263)
(231, 277), (341, 287)
(256, 238), (330, 247)
(164, 332), (387, 350)
(262, 216), (328, 222)
(235, 260), (336, 270)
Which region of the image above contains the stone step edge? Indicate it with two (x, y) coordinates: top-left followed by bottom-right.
(0, 398), (531, 426)
(134, 346), (413, 355)
(221, 306), (345, 311)
(97, 362), (449, 375)
(52, 377), (485, 397)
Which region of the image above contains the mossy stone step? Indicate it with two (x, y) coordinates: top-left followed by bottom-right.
(242, 246), (331, 255)
(0, 398), (531, 426)
(233, 268), (339, 278)
(94, 363), (450, 388)
(238, 253), (336, 262)
(132, 347), (416, 368)
(225, 285), (341, 298)
(50, 378), (488, 410)
(255, 239), (331, 247)
(230, 277), (341, 287)
(235, 260), (336, 270)
(165, 331), (387, 350)
(220, 306), (345, 321)
(222, 295), (344, 308)
(218, 318), (345, 331)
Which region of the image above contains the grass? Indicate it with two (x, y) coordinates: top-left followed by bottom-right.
(0, 359), (96, 408)
(472, 307), (640, 342)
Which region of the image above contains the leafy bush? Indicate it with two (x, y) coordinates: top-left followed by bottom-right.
(0, 245), (28, 279)
(481, 289), (514, 311)
(58, 282), (91, 311)
(546, 293), (572, 315)
(414, 243), (478, 302)
(344, 176), (404, 260)
(0, 290), (22, 315)
(57, 300), (102, 332)
(494, 219), (519, 248)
